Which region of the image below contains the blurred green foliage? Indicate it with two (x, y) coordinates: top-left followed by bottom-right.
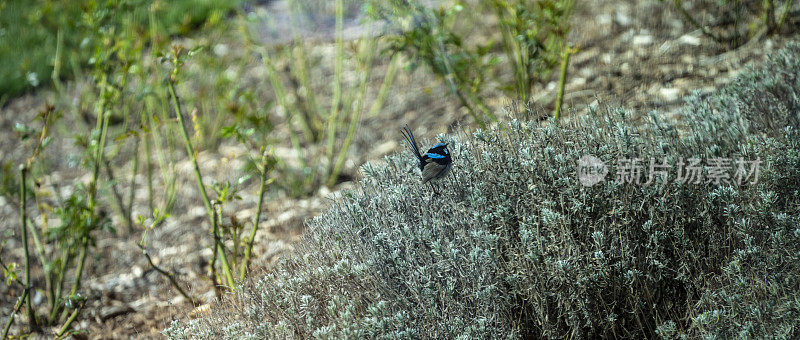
(0, 0), (241, 101)
(366, 0), (574, 126)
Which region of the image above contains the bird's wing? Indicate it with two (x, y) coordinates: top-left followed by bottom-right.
(421, 160), (448, 184)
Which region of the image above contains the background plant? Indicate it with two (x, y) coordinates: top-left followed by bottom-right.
(166, 41), (800, 339)
(0, 0), (241, 335)
(240, 0), (399, 194)
(366, 0), (575, 125)
(0, 0), (242, 102)
(490, 0), (575, 104)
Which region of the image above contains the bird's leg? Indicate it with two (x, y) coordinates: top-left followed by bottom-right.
(429, 182), (439, 196)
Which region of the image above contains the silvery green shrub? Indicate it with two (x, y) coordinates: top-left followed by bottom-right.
(166, 42), (800, 339)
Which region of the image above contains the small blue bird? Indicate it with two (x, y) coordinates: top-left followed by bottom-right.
(401, 125), (452, 194)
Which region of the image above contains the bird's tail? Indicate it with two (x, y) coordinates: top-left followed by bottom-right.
(401, 125), (423, 161)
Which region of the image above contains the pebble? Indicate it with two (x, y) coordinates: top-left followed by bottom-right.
(213, 44), (229, 57)
(765, 39), (774, 50)
(200, 247), (213, 257)
(372, 140), (397, 156)
(317, 185), (331, 198)
(615, 11), (631, 27)
(33, 290), (44, 305)
(571, 77), (587, 86)
(632, 35), (653, 46)
(679, 34), (701, 46)
(238, 208), (256, 221)
(596, 14), (611, 25)
(189, 206), (207, 219)
(659, 88), (681, 102)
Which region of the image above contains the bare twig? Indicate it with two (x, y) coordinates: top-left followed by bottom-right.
(138, 244), (198, 306)
(672, 0), (727, 44)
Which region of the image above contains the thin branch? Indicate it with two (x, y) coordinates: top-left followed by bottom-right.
(168, 80), (235, 290)
(56, 304), (82, 338)
(139, 244), (198, 306)
(102, 157), (132, 232)
(19, 165), (38, 331)
(1, 288), (29, 339)
(554, 45), (578, 120)
(240, 151), (273, 280)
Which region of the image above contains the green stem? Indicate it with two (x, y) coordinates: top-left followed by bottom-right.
(144, 117), (154, 212)
(494, 3), (528, 102)
(2, 288), (29, 339)
(368, 54), (401, 117)
(231, 226), (240, 275)
(428, 12), (495, 127)
(554, 45), (576, 120)
(328, 109), (363, 187)
(168, 80), (235, 289)
(127, 137), (139, 233)
(52, 28), (64, 93)
(763, 0), (776, 32)
(168, 81), (213, 216)
(59, 236), (88, 323)
(260, 45), (314, 142)
(209, 208), (221, 299)
(25, 216), (51, 318)
(292, 42), (324, 135)
(325, 0), (345, 176)
(148, 104), (177, 213)
(287, 5), (324, 132)
(68, 239), (89, 299)
(49, 246), (71, 323)
(60, 81), (110, 322)
(89, 91), (110, 207)
(243, 23), (311, 190)
(239, 151), (271, 280)
(19, 165), (37, 330)
(212, 204), (236, 289)
(102, 158), (130, 231)
(775, 0), (793, 31)
(56, 305), (81, 338)
(254, 46), (309, 173)
(328, 38), (375, 187)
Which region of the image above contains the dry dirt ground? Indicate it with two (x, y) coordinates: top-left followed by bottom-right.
(1, 0), (797, 338)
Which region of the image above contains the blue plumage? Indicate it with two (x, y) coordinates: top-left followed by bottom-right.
(401, 125), (453, 195)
